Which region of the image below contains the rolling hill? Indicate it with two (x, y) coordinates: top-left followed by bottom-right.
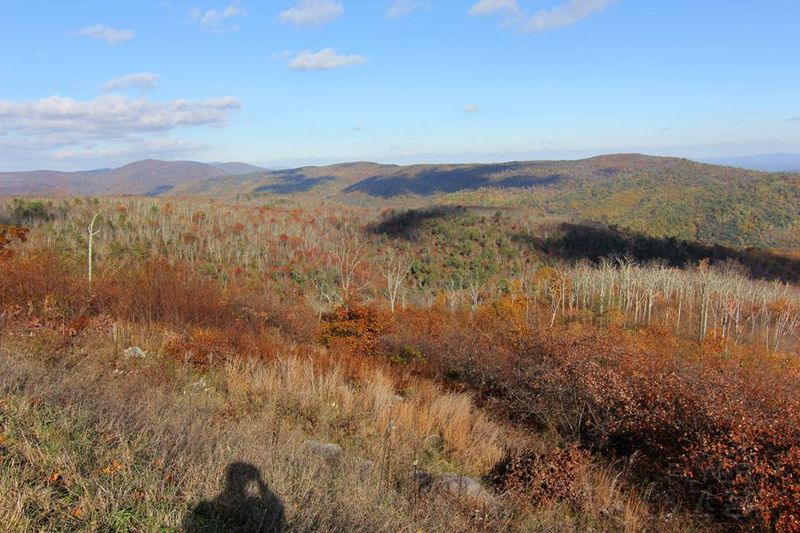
(2, 154), (799, 250)
(171, 154), (800, 250)
(0, 160), (248, 196)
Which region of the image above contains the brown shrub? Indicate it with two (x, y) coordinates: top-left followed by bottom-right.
(100, 259), (234, 327)
(318, 303), (388, 355)
(381, 303), (800, 530)
(0, 250), (91, 318)
(0, 225), (29, 258)
(488, 444), (589, 507)
(513, 330), (800, 530)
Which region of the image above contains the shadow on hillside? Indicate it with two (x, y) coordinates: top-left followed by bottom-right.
(517, 222), (800, 283)
(184, 462), (285, 532)
(255, 172), (337, 194)
(143, 184), (175, 197)
(344, 163), (565, 197)
(368, 206), (471, 240)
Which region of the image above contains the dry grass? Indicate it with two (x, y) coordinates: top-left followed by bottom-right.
(224, 356), (508, 475)
(0, 314), (674, 531)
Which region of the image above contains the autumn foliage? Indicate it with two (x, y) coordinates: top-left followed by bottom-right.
(381, 306), (800, 530)
(2, 197), (800, 531)
(0, 224), (28, 258)
(318, 303), (388, 355)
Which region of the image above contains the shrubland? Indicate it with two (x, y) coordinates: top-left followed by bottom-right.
(1, 196), (798, 531)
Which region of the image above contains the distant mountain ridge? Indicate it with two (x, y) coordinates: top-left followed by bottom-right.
(1, 153), (778, 198)
(2, 154), (799, 250)
(209, 162), (267, 175)
(0, 160), (257, 196)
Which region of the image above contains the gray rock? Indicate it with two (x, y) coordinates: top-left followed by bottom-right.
(302, 440), (344, 461)
(414, 471), (497, 508)
(123, 346), (147, 358)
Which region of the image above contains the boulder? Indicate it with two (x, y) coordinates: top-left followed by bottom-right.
(302, 440), (344, 462)
(123, 346), (147, 358)
(414, 471), (498, 508)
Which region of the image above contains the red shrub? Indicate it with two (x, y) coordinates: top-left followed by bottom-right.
(0, 225), (29, 258)
(488, 444), (589, 507)
(318, 303), (387, 355)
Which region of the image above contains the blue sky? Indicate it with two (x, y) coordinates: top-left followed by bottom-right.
(1, 0), (799, 170)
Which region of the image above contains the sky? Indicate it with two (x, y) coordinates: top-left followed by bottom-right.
(1, 0), (799, 171)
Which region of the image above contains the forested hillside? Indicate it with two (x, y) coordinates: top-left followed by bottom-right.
(4, 154), (799, 250)
(189, 154), (800, 251)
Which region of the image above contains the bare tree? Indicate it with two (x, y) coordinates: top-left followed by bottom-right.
(87, 211), (101, 283)
(444, 277), (464, 311)
(382, 251), (410, 314)
(332, 238), (366, 300)
(468, 277), (483, 313)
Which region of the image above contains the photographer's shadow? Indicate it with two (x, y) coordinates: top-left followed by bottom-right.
(184, 462), (286, 532)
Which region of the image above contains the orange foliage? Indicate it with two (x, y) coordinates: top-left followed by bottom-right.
(373, 303), (800, 530)
(0, 225), (29, 258)
(318, 303), (388, 355)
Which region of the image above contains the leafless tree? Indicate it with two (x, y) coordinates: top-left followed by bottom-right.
(332, 238), (366, 299)
(87, 211), (101, 283)
(382, 251), (410, 314)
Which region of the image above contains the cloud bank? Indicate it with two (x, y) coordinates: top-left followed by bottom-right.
(0, 95), (240, 140)
(0, 95), (240, 167)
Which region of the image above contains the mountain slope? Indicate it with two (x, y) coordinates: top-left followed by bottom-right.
(172, 154), (800, 249)
(209, 162), (267, 175)
(2, 154), (799, 249)
(0, 160), (232, 196)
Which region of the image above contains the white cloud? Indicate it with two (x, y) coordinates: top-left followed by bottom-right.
(189, 1), (246, 32)
(279, 0), (343, 27)
(288, 49), (367, 71)
(387, 0), (429, 18)
(75, 24), (135, 46)
(469, 0), (612, 32)
(103, 72), (160, 91)
(0, 95), (239, 169)
(463, 105), (480, 113)
(469, 0), (519, 16)
(0, 95), (240, 142)
(789, 116), (800, 123)
(526, 0), (613, 31)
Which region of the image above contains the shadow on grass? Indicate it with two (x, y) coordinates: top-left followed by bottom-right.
(184, 462), (285, 532)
